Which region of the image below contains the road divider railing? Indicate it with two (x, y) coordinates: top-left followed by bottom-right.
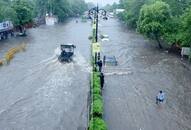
(0, 43), (26, 66)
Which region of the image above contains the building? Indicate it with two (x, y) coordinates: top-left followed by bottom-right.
(114, 9), (125, 14)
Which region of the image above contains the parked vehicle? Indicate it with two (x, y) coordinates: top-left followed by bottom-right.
(103, 55), (118, 66)
(0, 21), (14, 40)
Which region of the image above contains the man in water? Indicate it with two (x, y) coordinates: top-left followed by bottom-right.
(97, 60), (103, 72)
(100, 73), (104, 90)
(156, 90), (165, 104)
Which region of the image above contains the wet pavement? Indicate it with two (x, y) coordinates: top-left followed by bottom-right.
(0, 19), (91, 130)
(100, 19), (191, 130)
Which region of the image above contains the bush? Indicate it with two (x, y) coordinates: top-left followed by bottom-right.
(93, 72), (100, 88)
(93, 94), (103, 101)
(92, 96), (103, 117)
(89, 118), (107, 130)
(93, 79), (100, 88)
(93, 87), (101, 94)
(93, 76), (100, 94)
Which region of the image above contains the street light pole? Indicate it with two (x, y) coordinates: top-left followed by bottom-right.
(95, 4), (99, 42)
(88, 5), (107, 62)
(88, 4), (107, 43)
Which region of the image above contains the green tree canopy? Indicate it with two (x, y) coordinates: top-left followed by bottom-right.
(0, 4), (18, 23)
(180, 7), (191, 47)
(34, 0), (87, 22)
(118, 0), (154, 28)
(12, 0), (34, 26)
(163, 16), (182, 45)
(162, 0), (191, 16)
(137, 1), (171, 48)
(0, 0), (33, 26)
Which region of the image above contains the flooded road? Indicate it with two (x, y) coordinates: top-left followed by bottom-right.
(0, 17), (191, 130)
(0, 19), (91, 130)
(100, 19), (191, 130)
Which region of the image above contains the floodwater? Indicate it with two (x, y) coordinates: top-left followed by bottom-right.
(0, 17), (191, 130)
(100, 19), (191, 130)
(0, 19), (91, 130)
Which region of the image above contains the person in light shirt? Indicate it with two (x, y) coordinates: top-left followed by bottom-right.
(156, 90), (165, 104)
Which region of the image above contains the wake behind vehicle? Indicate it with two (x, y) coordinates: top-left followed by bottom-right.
(58, 44), (76, 63)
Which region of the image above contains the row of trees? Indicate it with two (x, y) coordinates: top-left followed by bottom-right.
(0, 0), (87, 26)
(34, 0), (87, 22)
(0, 0), (33, 27)
(118, 0), (191, 49)
(104, 2), (119, 12)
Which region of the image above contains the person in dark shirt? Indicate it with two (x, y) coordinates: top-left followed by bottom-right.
(100, 73), (104, 89)
(97, 60), (103, 72)
(103, 56), (106, 66)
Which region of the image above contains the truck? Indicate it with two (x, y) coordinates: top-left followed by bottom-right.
(0, 21), (14, 40)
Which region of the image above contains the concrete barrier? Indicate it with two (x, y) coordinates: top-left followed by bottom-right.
(0, 43), (26, 66)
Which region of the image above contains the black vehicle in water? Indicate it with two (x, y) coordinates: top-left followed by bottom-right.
(58, 44), (76, 62)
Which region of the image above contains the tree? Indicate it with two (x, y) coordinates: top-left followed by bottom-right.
(33, 0), (48, 18)
(12, 0), (33, 25)
(104, 2), (121, 12)
(103, 4), (113, 12)
(68, 0), (87, 16)
(87, 2), (95, 10)
(0, 0), (17, 23)
(163, 5), (191, 48)
(162, 0), (191, 16)
(162, 0), (191, 47)
(112, 2), (119, 10)
(118, 0), (154, 28)
(12, 0), (34, 32)
(34, 0), (87, 22)
(163, 16), (182, 46)
(119, 0), (125, 8)
(180, 7), (191, 47)
(137, 1), (171, 48)
(52, 0), (71, 21)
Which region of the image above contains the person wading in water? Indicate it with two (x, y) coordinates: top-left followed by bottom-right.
(100, 73), (104, 90)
